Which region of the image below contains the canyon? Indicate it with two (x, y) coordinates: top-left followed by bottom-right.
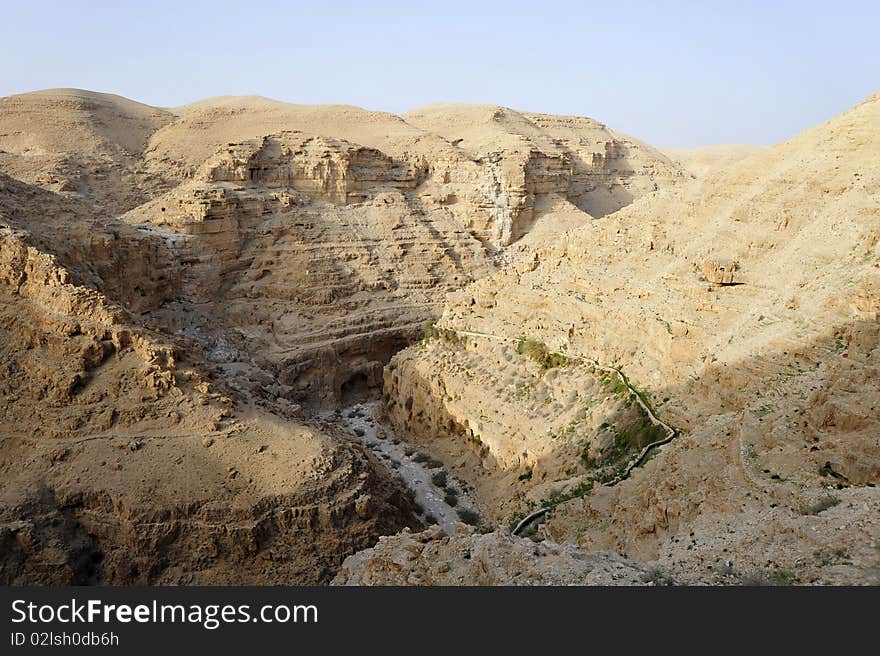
(0, 88), (877, 585)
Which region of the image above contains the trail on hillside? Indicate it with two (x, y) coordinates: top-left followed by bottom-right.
(446, 330), (679, 535)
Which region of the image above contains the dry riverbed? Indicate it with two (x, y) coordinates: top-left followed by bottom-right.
(341, 401), (479, 531)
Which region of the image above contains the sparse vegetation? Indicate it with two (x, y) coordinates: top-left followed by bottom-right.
(412, 452), (443, 468)
(814, 548), (850, 566)
(601, 375), (629, 397)
(769, 570), (799, 586)
(540, 479), (593, 509)
(507, 505), (536, 531)
(656, 316), (673, 335)
(738, 572), (772, 586)
(421, 320), (467, 347)
(739, 569), (799, 586)
(515, 337), (568, 370)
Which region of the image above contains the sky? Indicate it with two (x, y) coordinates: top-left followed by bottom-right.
(1, 0), (878, 148)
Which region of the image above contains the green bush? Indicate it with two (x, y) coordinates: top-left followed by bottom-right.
(515, 337), (568, 370)
(422, 320), (466, 347)
(422, 320), (439, 341)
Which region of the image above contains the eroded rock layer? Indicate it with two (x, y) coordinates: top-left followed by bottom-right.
(113, 99), (680, 410)
(382, 92), (880, 584)
(0, 174), (418, 584)
(0, 90), (679, 584)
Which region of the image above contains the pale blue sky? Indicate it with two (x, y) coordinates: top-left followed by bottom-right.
(2, 1), (877, 147)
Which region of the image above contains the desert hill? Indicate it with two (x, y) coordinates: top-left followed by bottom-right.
(664, 144), (766, 178)
(3, 86), (877, 585)
(0, 89), (175, 213)
(0, 89), (684, 584)
(378, 91), (880, 584)
(404, 103), (681, 220)
(0, 172), (416, 584)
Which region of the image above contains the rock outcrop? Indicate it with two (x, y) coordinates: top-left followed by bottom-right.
(381, 92), (880, 584)
(0, 90), (680, 585)
(111, 100), (682, 411)
(0, 175), (419, 585)
(332, 526), (653, 586)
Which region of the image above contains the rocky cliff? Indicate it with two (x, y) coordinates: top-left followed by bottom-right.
(0, 90), (681, 584)
(381, 92), (880, 584)
(112, 99), (681, 411)
(0, 174), (419, 584)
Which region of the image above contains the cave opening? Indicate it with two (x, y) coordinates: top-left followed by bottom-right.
(340, 370), (373, 406)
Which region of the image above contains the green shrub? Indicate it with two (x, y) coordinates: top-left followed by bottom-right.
(422, 320), (439, 341)
(641, 566), (675, 586)
(422, 320), (466, 347)
(540, 479), (593, 509)
(769, 570), (799, 586)
(515, 337), (568, 370)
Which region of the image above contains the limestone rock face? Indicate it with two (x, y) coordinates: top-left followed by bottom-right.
(109, 99), (681, 411)
(404, 104), (685, 244)
(381, 92), (880, 584)
(332, 526), (652, 586)
(1, 91), (679, 584)
(382, 338), (663, 516)
(201, 133), (424, 204)
(0, 174), (419, 585)
(702, 258), (737, 284)
(0, 173), (180, 313)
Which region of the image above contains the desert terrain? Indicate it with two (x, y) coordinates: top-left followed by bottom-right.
(0, 88), (877, 585)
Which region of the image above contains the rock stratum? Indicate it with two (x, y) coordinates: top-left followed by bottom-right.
(379, 92), (880, 585)
(0, 89), (680, 584)
(1, 87), (877, 585)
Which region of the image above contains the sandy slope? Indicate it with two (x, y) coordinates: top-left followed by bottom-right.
(663, 144), (766, 178)
(0, 89), (175, 213)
